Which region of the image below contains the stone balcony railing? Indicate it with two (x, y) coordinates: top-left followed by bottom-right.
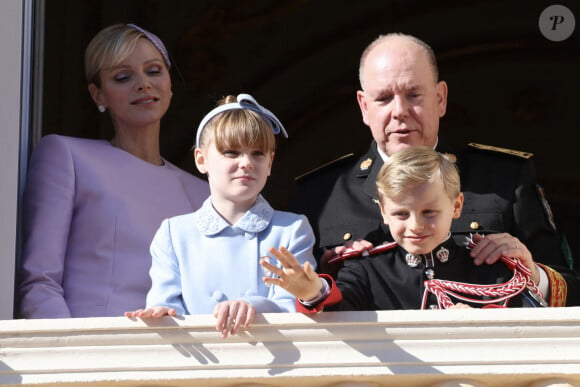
(1, 307), (580, 386)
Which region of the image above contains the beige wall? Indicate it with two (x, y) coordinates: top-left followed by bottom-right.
(0, 0), (24, 320)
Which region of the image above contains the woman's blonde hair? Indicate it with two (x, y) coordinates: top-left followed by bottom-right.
(198, 95), (276, 153)
(376, 146), (460, 202)
(84, 24), (170, 87)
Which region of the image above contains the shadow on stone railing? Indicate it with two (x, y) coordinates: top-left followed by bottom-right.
(1, 307), (580, 386)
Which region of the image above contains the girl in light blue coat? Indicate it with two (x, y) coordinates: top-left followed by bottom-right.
(126, 94), (316, 338)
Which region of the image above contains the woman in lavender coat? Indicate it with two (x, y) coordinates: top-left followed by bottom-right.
(17, 24), (209, 318)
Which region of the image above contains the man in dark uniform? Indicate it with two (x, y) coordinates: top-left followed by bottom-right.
(292, 33), (573, 271)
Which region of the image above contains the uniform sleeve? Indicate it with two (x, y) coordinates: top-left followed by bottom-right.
(146, 219), (188, 315)
(536, 263), (580, 307)
(289, 154), (360, 259)
(512, 160), (571, 268)
(296, 274), (343, 314)
(245, 215), (317, 313)
(297, 258), (374, 313)
(329, 258), (375, 311)
(17, 135), (74, 318)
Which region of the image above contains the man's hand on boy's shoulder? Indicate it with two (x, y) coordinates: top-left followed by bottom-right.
(469, 233), (540, 284)
(320, 239), (375, 277)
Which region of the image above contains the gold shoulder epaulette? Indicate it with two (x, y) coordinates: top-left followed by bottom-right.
(294, 153), (354, 181)
(468, 143), (533, 159)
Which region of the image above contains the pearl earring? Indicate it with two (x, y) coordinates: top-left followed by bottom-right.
(97, 105), (106, 113)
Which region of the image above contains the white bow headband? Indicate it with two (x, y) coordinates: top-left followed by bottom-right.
(195, 93), (288, 148)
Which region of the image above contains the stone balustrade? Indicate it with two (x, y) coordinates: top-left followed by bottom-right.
(1, 307), (580, 386)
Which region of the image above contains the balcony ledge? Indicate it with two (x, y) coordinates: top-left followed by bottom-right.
(1, 307), (580, 386)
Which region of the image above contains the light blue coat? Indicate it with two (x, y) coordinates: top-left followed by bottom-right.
(146, 195), (316, 315)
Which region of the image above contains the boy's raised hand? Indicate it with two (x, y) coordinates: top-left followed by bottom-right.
(261, 246), (322, 300)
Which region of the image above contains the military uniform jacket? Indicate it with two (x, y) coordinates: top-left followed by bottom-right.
(296, 238), (579, 313)
(291, 140), (572, 269)
(330, 238), (526, 310)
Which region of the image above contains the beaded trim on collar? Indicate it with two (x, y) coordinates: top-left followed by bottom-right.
(193, 195), (273, 236)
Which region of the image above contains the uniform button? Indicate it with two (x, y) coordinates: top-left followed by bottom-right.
(343, 232), (352, 241)
(470, 221), (479, 230)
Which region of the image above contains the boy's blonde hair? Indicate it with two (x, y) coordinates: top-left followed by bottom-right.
(376, 146), (460, 203)
(197, 95), (276, 153)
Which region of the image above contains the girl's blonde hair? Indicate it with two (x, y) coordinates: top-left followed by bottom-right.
(198, 95), (276, 153)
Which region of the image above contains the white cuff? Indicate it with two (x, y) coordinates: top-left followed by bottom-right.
(299, 278), (330, 306)
(536, 264), (550, 299)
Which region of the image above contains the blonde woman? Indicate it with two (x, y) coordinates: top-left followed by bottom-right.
(18, 24), (209, 318)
